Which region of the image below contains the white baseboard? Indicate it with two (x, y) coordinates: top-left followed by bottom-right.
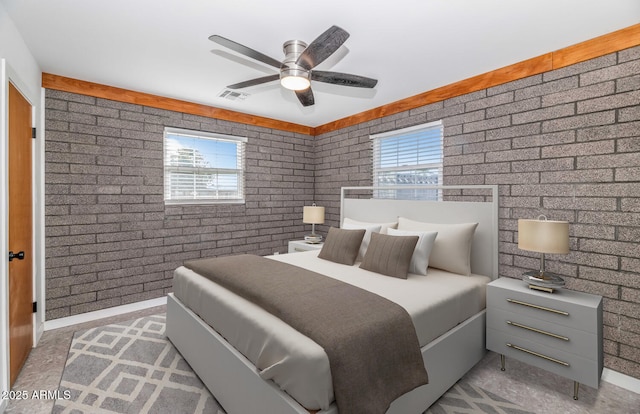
(602, 367), (640, 394)
(44, 296), (167, 331)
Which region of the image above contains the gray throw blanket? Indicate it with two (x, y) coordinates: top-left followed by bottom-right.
(184, 254), (428, 414)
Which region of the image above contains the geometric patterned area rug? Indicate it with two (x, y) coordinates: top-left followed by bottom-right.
(426, 382), (536, 414)
(53, 314), (534, 414)
(52, 314), (223, 414)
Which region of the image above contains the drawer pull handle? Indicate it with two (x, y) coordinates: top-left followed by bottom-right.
(506, 298), (569, 316)
(506, 343), (570, 366)
(294, 248), (305, 252)
(506, 321), (569, 341)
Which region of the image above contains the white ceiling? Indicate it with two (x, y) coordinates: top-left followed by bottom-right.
(2, 0), (639, 127)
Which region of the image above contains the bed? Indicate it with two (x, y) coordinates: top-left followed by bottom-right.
(166, 185), (499, 414)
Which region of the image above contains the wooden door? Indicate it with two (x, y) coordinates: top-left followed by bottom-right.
(8, 82), (33, 386)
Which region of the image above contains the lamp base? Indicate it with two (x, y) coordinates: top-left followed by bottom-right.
(522, 270), (565, 293)
(304, 234), (323, 244)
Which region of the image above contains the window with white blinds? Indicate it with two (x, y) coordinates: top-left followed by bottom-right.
(370, 120), (443, 200)
(164, 127), (247, 204)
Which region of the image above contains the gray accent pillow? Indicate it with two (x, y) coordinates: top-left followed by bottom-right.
(341, 221), (382, 261)
(387, 228), (438, 275)
(318, 227), (366, 265)
(359, 232), (419, 279)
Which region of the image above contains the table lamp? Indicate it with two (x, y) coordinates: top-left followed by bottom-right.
(303, 204), (325, 243)
(518, 215), (569, 292)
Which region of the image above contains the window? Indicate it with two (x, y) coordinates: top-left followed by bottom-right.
(371, 120), (443, 200)
(164, 127), (247, 204)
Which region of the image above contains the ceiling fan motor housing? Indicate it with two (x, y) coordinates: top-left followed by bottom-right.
(280, 40), (310, 88)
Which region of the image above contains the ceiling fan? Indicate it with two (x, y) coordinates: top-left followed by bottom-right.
(209, 25), (378, 107)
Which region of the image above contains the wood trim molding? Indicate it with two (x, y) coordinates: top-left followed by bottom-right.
(314, 23), (640, 136)
(552, 23), (640, 69)
(42, 24), (639, 137)
(314, 54), (553, 135)
(41, 73), (314, 136)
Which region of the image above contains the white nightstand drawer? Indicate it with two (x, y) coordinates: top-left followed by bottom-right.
(487, 282), (599, 333)
(487, 328), (600, 388)
(487, 307), (598, 359)
(486, 278), (603, 396)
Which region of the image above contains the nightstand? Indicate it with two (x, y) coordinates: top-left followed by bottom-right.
(486, 277), (603, 400)
(288, 240), (324, 253)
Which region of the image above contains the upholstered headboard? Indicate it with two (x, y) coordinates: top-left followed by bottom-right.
(340, 185), (499, 279)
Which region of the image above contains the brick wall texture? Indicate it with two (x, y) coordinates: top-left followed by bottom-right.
(314, 46), (640, 379)
(44, 92), (315, 320)
(46, 46), (639, 378)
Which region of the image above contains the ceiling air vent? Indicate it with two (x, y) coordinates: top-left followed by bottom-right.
(217, 89), (249, 101)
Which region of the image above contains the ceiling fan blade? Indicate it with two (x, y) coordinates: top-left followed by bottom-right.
(209, 35), (282, 69)
(295, 88), (315, 107)
(296, 26), (349, 71)
(227, 74), (280, 89)
(312, 71), (378, 88)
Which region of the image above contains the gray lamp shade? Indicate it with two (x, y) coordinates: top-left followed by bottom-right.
(518, 218), (569, 254)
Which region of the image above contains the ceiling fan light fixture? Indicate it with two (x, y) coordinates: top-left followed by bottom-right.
(280, 75), (311, 91)
(280, 40), (311, 91)
(280, 64), (311, 91)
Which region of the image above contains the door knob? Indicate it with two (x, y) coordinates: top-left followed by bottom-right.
(8, 251), (25, 261)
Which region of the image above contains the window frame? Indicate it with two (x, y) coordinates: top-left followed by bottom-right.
(370, 120), (444, 200)
(163, 127), (247, 205)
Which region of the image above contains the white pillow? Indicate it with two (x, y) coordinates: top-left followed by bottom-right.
(397, 217), (478, 276)
(342, 218), (398, 234)
(341, 219), (383, 260)
(387, 228), (438, 275)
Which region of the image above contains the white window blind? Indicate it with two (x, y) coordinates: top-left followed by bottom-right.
(370, 120), (443, 200)
(164, 127), (247, 204)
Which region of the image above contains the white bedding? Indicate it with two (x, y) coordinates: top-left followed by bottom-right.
(172, 250), (490, 411)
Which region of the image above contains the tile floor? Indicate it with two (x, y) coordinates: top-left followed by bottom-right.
(4, 305), (640, 414)
(4, 305), (165, 414)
